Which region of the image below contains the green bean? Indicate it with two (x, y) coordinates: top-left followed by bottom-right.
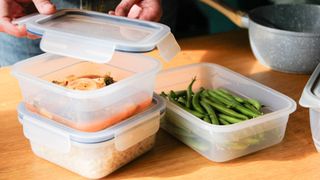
(203, 116), (211, 124)
(247, 98), (262, 111)
(200, 100), (219, 125)
(177, 97), (187, 106)
(216, 88), (229, 94)
(209, 90), (260, 118)
(216, 89), (243, 105)
(208, 91), (235, 108)
(234, 96), (246, 103)
(174, 90), (187, 98)
(169, 99), (205, 119)
(186, 77), (196, 108)
(213, 89), (234, 102)
(202, 98), (248, 120)
(219, 118), (230, 125)
(192, 90), (205, 114)
(218, 88), (246, 103)
(234, 104), (260, 118)
(169, 90), (177, 101)
(222, 90), (261, 112)
(244, 103), (263, 115)
(219, 114), (244, 124)
(205, 95), (225, 106)
(200, 89), (209, 98)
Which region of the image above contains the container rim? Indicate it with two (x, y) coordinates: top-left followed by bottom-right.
(12, 53), (162, 99)
(249, 4), (320, 37)
(18, 94), (165, 144)
(299, 63), (320, 108)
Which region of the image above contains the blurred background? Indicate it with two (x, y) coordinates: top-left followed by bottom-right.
(165, 0), (320, 39)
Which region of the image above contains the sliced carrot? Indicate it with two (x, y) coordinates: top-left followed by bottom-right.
(25, 103), (37, 113)
(71, 102), (138, 132)
(135, 98), (152, 114)
(24, 94), (153, 132)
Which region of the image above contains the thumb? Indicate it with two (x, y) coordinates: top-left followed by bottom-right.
(32, 0), (56, 15)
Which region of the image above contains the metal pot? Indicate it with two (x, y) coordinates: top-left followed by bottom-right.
(201, 0), (320, 74)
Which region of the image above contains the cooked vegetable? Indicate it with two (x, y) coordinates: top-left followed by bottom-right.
(160, 77), (264, 126)
(202, 98), (249, 120)
(192, 90), (205, 114)
(186, 77), (196, 108)
(52, 73), (115, 90)
(200, 100), (219, 125)
(218, 114), (243, 124)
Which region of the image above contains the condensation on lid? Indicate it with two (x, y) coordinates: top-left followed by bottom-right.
(14, 9), (180, 63)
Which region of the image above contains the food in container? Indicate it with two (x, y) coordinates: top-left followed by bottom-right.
(160, 78), (264, 125)
(156, 63), (296, 162)
(12, 9), (180, 132)
(17, 94), (165, 179)
(13, 53), (160, 132)
(51, 73), (115, 90)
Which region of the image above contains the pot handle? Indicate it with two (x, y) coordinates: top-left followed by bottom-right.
(200, 0), (249, 28)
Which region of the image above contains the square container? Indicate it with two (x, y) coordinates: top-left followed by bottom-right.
(12, 52), (161, 132)
(156, 63), (296, 162)
(12, 9), (180, 132)
(300, 64), (320, 151)
(17, 94), (165, 179)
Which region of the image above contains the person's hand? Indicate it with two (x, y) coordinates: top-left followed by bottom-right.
(110, 0), (162, 22)
(0, 0), (56, 38)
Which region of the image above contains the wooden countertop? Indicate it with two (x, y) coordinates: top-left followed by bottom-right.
(0, 30), (318, 180)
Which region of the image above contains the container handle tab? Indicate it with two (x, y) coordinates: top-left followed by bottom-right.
(156, 33), (181, 61)
(20, 114), (71, 153)
(114, 111), (160, 151)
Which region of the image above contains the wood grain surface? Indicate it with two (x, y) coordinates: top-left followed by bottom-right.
(0, 30), (317, 180)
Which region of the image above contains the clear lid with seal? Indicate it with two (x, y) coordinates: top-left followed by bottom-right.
(300, 64), (320, 108)
(14, 9), (180, 63)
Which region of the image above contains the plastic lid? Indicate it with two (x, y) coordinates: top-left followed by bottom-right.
(17, 94), (165, 153)
(300, 63), (320, 108)
(14, 9), (180, 63)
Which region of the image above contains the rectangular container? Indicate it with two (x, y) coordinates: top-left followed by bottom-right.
(12, 52), (161, 132)
(156, 63), (296, 162)
(300, 64), (320, 151)
(17, 94), (165, 179)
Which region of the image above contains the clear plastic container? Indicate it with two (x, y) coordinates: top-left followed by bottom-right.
(300, 64), (320, 151)
(17, 94), (165, 179)
(156, 63), (296, 162)
(12, 52), (161, 132)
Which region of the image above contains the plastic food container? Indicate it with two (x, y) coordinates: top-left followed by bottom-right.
(12, 52), (161, 132)
(12, 9), (180, 132)
(17, 94), (165, 179)
(300, 64), (320, 151)
(156, 63), (296, 162)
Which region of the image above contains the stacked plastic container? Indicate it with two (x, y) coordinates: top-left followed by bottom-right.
(156, 63), (296, 162)
(300, 64), (320, 151)
(13, 9), (180, 178)
(17, 95), (165, 179)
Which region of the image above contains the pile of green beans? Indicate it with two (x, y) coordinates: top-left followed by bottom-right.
(160, 78), (263, 125)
